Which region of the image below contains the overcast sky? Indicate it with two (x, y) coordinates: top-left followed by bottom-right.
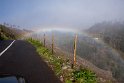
(0, 0), (124, 29)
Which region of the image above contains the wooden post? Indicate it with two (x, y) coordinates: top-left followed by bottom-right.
(43, 34), (46, 47)
(73, 34), (78, 66)
(52, 33), (54, 54)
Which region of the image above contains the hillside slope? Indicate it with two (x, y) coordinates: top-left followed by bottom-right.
(86, 22), (124, 82)
(87, 22), (124, 53)
(0, 24), (31, 40)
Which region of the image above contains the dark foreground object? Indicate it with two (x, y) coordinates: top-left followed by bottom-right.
(0, 75), (25, 83)
(0, 40), (61, 83)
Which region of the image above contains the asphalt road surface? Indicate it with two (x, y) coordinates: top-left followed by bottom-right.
(0, 40), (61, 83)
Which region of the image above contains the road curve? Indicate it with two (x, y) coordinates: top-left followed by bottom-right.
(0, 40), (61, 83)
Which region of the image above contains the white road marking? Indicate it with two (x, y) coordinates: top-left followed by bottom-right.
(0, 40), (15, 56)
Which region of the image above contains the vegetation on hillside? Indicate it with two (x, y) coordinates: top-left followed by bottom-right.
(0, 24), (31, 40)
(27, 38), (97, 83)
(0, 25), (15, 40)
(86, 21), (124, 82)
(87, 22), (124, 53)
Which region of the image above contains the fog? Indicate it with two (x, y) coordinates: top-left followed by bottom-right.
(1, 0), (124, 82)
(0, 0), (124, 29)
(26, 29), (123, 82)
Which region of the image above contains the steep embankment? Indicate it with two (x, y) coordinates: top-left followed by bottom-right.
(87, 22), (124, 54)
(86, 21), (124, 82)
(0, 24), (31, 40)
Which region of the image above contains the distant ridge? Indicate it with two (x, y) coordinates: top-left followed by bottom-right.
(87, 21), (124, 53)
